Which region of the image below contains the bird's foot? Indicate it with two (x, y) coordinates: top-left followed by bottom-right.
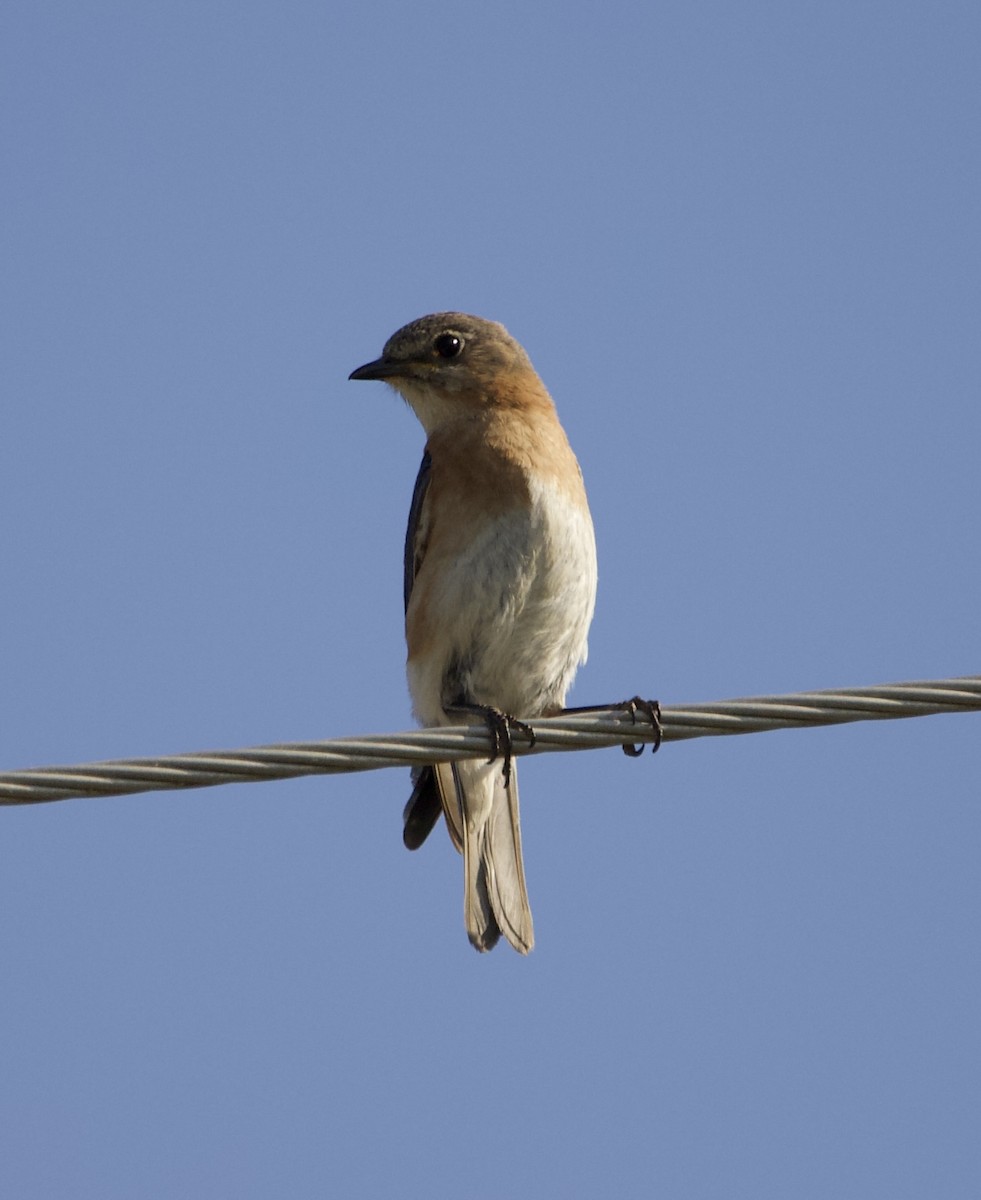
(561, 696), (662, 757)
(619, 697), (662, 756)
(446, 703), (535, 787)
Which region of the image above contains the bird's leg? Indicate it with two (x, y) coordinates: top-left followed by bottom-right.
(560, 697), (662, 757)
(445, 702), (536, 787)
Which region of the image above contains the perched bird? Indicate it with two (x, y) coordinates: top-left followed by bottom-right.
(350, 313), (597, 953)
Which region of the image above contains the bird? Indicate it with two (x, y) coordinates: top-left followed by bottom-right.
(349, 313), (597, 953)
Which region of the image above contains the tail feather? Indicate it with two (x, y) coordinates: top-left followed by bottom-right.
(403, 763), (465, 852)
(434, 761), (464, 852)
(403, 757), (534, 954)
(462, 815), (501, 952)
(402, 767), (443, 850)
(455, 758), (534, 955)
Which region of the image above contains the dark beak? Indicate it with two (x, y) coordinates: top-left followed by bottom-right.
(349, 357), (402, 382)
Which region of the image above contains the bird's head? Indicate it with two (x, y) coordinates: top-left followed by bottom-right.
(349, 312), (541, 434)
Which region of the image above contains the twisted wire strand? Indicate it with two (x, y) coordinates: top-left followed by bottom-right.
(1, 675), (978, 806)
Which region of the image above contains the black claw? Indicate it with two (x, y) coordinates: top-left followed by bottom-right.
(621, 697), (662, 757)
(446, 703), (535, 787)
(559, 696), (662, 757)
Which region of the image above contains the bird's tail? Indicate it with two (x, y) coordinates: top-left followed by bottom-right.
(434, 757), (534, 954)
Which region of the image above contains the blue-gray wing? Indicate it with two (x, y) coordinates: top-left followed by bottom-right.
(403, 449), (432, 614)
(401, 449), (443, 850)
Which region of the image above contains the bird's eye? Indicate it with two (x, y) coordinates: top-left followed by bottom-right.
(434, 333), (464, 359)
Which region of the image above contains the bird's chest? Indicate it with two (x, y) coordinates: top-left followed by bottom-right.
(407, 479), (596, 718)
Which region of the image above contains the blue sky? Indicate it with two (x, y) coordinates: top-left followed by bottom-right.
(2, 1), (979, 1196)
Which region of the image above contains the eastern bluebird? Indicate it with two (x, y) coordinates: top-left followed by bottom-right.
(350, 313), (597, 953)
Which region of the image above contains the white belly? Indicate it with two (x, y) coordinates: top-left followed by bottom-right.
(408, 479), (597, 725)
